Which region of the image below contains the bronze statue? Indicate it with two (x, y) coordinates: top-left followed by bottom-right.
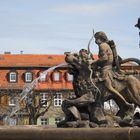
(58, 49), (106, 128)
(89, 32), (135, 117)
(58, 31), (140, 128)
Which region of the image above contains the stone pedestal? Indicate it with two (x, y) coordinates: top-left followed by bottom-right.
(0, 126), (140, 140)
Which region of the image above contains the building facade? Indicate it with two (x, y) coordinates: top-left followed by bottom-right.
(0, 54), (73, 126)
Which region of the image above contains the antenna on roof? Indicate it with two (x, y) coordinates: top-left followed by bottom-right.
(4, 51), (11, 54)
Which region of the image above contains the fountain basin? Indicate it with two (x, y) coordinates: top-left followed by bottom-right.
(0, 126), (140, 140)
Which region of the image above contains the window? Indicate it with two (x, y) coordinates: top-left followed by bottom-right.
(9, 72), (17, 83)
(41, 118), (48, 125)
(67, 73), (73, 81)
(25, 72), (33, 82)
(9, 118), (17, 126)
(55, 118), (62, 124)
(53, 72), (60, 82)
(39, 72), (46, 82)
(40, 93), (48, 107)
(54, 93), (62, 106)
(9, 97), (16, 106)
(69, 92), (76, 99)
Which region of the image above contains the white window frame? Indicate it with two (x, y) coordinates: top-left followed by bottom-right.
(39, 72), (46, 82)
(9, 72), (17, 82)
(55, 118), (62, 124)
(54, 93), (62, 106)
(9, 97), (16, 106)
(41, 118), (48, 125)
(67, 73), (73, 81)
(25, 72), (33, 82)
(53, 72), (60, 82)
(40, 93), (48, 107)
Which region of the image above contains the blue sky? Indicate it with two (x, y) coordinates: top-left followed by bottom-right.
(0, 0), (139, 58)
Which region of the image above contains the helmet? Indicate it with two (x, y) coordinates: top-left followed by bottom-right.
(94, 31), (108, 41)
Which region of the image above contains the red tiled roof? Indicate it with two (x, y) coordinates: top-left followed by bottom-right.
(0, 54), (98, 67)
(0, 54), (65, 67)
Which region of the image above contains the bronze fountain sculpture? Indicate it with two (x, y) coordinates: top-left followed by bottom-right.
(1, 19), (140, 140)
(58, 30), (140, 128)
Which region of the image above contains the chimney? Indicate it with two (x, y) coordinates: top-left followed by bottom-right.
(20, 51), (23, 54)
(4, 51), (11, 54)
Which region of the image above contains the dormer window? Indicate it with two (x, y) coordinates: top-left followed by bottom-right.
(9, 72), (17, 83)
(25, 72), (33, 83)
(53, 72), (61, 82)
(67, 73), (73, 81)
(39, 72), (46, 82)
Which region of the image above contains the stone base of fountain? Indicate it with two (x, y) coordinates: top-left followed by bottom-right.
(0, 126), (140, 140)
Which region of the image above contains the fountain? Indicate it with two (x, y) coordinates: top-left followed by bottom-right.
(56, 30), (140, 128)
(1, 20), (140, 140)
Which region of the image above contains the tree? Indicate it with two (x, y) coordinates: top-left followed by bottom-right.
(0, 88), (55, 125)
(24, 90), (54, 125)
